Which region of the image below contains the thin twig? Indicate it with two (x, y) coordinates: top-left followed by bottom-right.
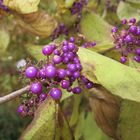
(0, 86), (30, 105)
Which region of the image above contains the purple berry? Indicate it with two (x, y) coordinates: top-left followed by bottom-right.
(62, 45), (69, 53)
(135, 48), (140, 55)
(63, 57), (70, 64)
(69, 37), (75, 43)
(121, 18), (127, 24)
(76, 63), (82, 71)
(54, 49), (61, 55)
(73, 71), (80, 79)
(17, 105), (24, 114)
(45, 65), (56, 78)
(67, 64), (77, 72)
(129, 18), (136, 24)
(90, 41), (96, 47)
(66, 70), (72, 77)
(40, 93), (47, 101)
(68, 43), (75, 50)
(81, 76), (89, 84)
(86, 82), (94, 89)
(129, 25), (137, 34)
(72, 87), (82, 94)
(67, 52), (74, 60)
(61, 80), (70, 89)
(111, 27), (118, 33)
(42, 45), (54, 55)
(30, 82), (42, 94)
(57, 69), (66, 79)
(52, 55), (62, 64)
(50, 88), (62, 100)
(120, 56), (127, 63)
(136, 27), (140, 35)
(134, 56), (140, 62)
(25, 66), (38, 79)
(125, 35), (133, 43)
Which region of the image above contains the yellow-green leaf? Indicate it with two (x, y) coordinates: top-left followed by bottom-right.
(3, 0), (40, 14)
(80, 12), (113, 52)
(0, 23), (10, 56)
(78, 48), (140, 102)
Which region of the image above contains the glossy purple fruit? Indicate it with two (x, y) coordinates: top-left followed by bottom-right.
(30, 82), (42, 94)
(69, 37), (75, 43)
(111, 27), (118, 33)
(86, 82), (94, 89)
(129, 25), (137, 34)
(50, 88), (62, 100)
(61, 80), (70, 89)
(125, 35), (132, 43)
(17, 105), (24, 114)
(73, 71), (80, 79)
(136, 48), (140, 55)
(134, 56), (140, 62)
(120, 56), (127, 63)
(68, 43), (75, 50)
(45, 65), (56, 78)
(42, 45), (54, 55)
(57, 69), (66, 79)
(72, 87), (82, 94)
(121, 18), (127, 24)
(129, 18), (136, 24)
(25, 66), (38, 79)
(67, 64), (77, 72)
(52, 55), (62, 64)
(40, 93), (47, 101)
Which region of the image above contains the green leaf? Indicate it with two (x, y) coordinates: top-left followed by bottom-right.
(0, 23), (10, 56)
(80, 12), (113, 52)
(78, 48), (140, 102)
(75, 111), (110, 140)
(4, 0), (40, 14)
(69, 95), (82, 126)
(26, 44), (45, 61)
(117, 1), (140, 22)
(118, 100), (140, 140)
(21, 97), (74, 140)
(126, 0), (140, 4)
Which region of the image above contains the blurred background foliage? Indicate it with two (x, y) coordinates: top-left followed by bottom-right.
(0, 0), (140, 139)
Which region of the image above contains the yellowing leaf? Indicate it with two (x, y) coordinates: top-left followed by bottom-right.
(16, 11), (57, 38)
(3, 0), (40, 14)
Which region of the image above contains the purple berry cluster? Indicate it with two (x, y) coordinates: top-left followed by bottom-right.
(111, 18), (140, 64)
(70, 0), (88, 15)
(18, 37), (94, 117)
(51, 23), (68, 40)
(0, 0), (9, 12)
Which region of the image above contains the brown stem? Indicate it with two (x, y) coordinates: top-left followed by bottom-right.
(0, 86), (30, 105)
